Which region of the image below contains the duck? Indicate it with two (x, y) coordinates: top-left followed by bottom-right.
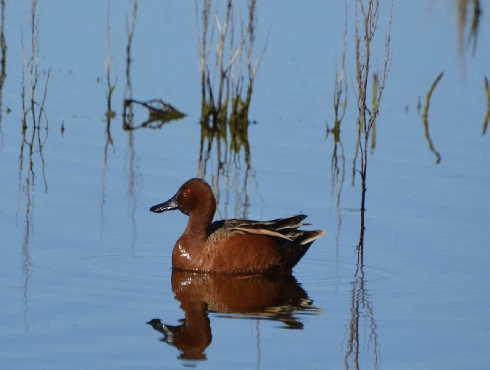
(150, 178), (325, 274)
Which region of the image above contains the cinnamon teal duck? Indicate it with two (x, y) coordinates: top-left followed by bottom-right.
(150, 178), (325, 274)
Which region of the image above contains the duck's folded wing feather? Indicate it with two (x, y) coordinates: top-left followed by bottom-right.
(221, 215), (316, 241)
(227, 226), (294, 240)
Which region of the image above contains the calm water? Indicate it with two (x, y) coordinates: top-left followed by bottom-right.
(1, 1), (489, 369)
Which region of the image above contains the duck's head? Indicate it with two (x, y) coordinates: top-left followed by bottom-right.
(150, 178), (216, 218)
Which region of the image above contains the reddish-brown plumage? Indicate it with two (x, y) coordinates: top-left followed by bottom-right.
(150, 178), (325, 274)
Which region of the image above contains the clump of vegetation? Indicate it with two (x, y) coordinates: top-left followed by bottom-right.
(352, 0), (392, 251)
(196, 0), (267, 218)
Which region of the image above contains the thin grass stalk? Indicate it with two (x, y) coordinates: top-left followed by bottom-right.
(482, 76), (489, 135)
(421, 72), (443, 163)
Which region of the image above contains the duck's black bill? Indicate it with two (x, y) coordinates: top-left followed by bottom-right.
(150, 194), (179, 213)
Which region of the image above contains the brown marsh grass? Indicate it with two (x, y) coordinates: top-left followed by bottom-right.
(333, 1), (392, 369)
(196, 0), (267, 219)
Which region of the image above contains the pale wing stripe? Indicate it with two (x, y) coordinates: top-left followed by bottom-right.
(229, 227), (293, 241)
(299, 230), (327, 245)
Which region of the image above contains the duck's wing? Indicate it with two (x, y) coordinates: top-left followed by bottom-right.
(221, 214), (315, 241)
(207, 215), (326, 272)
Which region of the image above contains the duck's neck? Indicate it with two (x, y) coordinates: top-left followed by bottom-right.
(184, 202), (215, 242)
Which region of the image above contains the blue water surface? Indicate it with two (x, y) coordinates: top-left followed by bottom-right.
(1, 1), (489, 369)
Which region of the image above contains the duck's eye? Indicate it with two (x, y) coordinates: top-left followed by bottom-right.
(184, 188), (191, 196)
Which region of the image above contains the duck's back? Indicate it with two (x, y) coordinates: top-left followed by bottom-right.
(200, 215), (325, 273)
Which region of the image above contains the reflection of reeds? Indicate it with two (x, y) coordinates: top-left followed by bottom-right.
(326, 0), (348, 270)
(123, 99), (185, 129)
(105, 0), (116, 120)
(196, 0), (266, 219)
(457, 0), (482, 57)
(421, 72), (443, 164)
(18, 0), (51, 333)
(123, 0), (137, 127)
(100, 0), (116, 234)
(0, 0), (6, 149)
(121, 1), (184, 130)
(327, 0), (348, 207)
(19, 0), (51, 217)
(344, 265), (379, 370)
(124, 0), (139, 249)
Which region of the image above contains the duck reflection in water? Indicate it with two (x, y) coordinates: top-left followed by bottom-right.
(147, 270), (320, 361)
